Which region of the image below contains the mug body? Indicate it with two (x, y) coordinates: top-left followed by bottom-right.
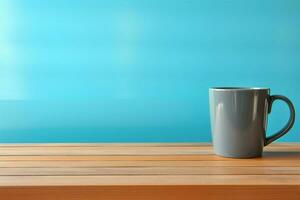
(209, 87), (270, 158)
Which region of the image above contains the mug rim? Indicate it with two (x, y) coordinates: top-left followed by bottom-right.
(210, 87), (270, 91)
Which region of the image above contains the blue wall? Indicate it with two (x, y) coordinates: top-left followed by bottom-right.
(0, 0), (299, 142)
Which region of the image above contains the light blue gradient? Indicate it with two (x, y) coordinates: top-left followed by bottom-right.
(0, 0), (299, 142)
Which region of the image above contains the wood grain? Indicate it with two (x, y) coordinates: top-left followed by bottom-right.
(0, 175), (300, 186)
(1, 186), (299, 200)
(0, 166), (299, 175)
(0, 143), (299, 200)
(0, 160), (299, 167)
(0, 143), (298, 156)
(0, 151), (298, 161)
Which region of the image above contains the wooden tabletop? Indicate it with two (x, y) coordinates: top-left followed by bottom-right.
(0, 143), (299, 200)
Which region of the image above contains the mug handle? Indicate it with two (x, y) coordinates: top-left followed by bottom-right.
(265, 95), (296, 146)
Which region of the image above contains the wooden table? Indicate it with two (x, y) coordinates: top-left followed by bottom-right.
(0, 143), (299, 200)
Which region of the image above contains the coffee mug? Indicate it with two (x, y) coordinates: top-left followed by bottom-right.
(209, 87), (295, 158)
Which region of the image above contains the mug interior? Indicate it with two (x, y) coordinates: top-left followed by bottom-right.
(210, 87), (269, 91)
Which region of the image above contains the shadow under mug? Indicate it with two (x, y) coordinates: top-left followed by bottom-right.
(209, 87), (296, 158)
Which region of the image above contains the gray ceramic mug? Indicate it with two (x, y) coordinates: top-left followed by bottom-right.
(209, 87), (295, 158)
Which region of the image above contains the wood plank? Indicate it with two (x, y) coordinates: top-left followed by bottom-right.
(0, 146), (213, 156)
(0, 160), (299, 167)
(0, 151), (298, 161)
(0, 166), (299, 175)
(0, 145), (298, 156)
(0, 186), (299, 200)
(0, 175), (299, 186)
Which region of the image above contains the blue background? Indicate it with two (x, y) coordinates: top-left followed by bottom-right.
(0, 0), (299, 142)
